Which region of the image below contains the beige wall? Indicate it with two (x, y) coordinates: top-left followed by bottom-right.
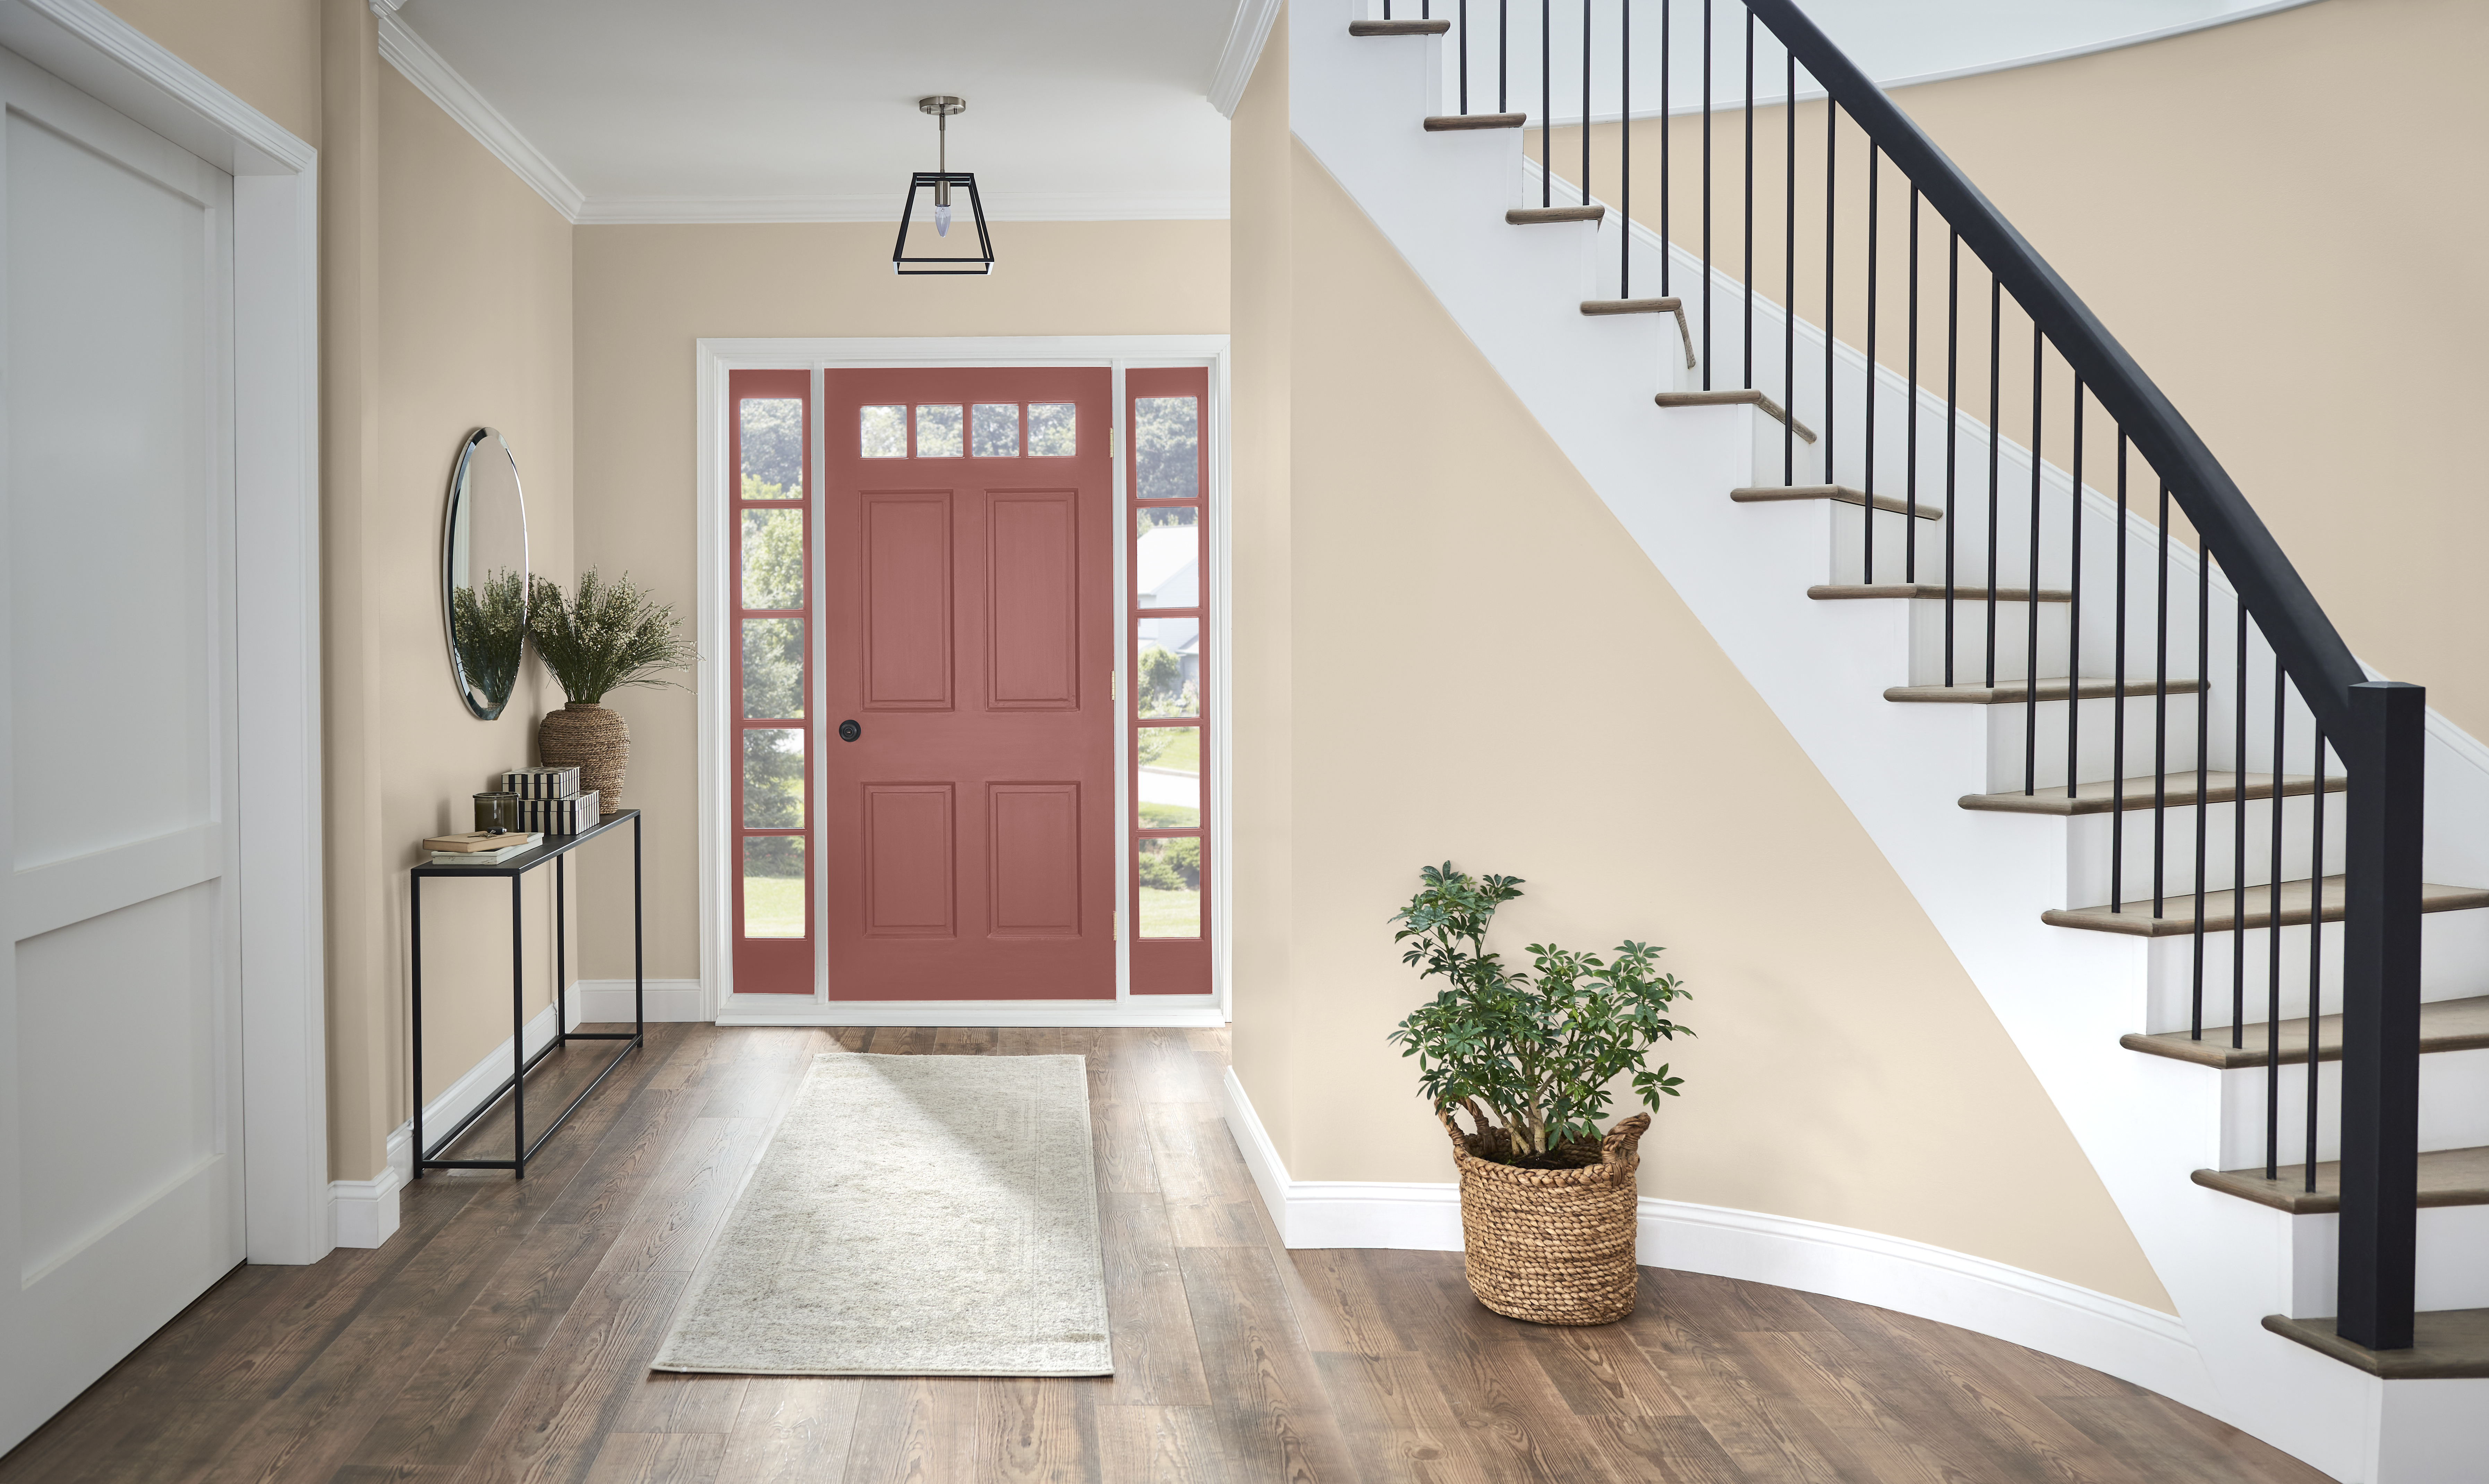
(567, 221), (1230, 980)
(1546, 0), (2489, 736)
(1233, 11), (2172, 1310)
(99, 0), (321, 145)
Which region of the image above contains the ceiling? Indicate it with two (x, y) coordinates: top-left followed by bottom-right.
(381, 0), (2315, 225)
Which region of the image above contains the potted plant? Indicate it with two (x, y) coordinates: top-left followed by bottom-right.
(527, 569), (696, 813)
(1387, 863), (1692, 1325)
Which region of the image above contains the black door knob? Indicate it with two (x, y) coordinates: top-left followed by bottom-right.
(838, 719), (861, 743)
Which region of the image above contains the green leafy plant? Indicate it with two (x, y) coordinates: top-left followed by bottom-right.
(449, 567), (528, 707)
(526, 569), (697, 705)
(1386, 863), (1691, 1167)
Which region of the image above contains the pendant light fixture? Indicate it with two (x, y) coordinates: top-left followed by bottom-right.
(893, 95), (995, 275)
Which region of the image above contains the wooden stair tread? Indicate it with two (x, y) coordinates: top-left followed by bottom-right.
(2123, 994), (2489, 1070)
(2043, 877), (2489, 938)
(1961, 769), (2345, 817)
(1885, 677), (2206, 705)
(1813, 583), (2063, 602)
(2262, 1310), (2489, 1379)
(1656, 388), (1818, 445)
(1349, 18), (1450, 35)
(1508, 204), (1605, 225)
(1426, 113), (1525, 130)
(2193, 1144), (2489, 1215)
(1734, 486), (1942, 521)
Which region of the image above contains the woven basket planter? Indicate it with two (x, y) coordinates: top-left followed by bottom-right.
(1442, 1107), (1649, 1326)
(538, 702), (629, 813)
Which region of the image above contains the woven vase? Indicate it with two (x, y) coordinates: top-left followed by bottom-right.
(538, 702), (629, 814)
(1441, 1106), (1650, 1326)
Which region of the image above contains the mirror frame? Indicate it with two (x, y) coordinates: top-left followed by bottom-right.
(441, 427), (530, 720)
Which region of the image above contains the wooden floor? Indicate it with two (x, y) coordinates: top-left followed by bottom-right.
(0, 1024), (2329, 1484)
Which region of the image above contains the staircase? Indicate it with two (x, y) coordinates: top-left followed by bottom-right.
(1299, 1), (2489, 1478)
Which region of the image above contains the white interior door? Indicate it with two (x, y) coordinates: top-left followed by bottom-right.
(0, 46), (242, 1452)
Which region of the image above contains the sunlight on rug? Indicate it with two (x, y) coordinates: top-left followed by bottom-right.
(651, 1052), (1112, 1376)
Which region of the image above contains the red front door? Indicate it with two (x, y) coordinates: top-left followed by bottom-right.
(820, 369), (1117, 999)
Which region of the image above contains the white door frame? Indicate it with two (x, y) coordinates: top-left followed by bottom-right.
(693, 335), (1231, 1028)
(0, 0), (327, 1262)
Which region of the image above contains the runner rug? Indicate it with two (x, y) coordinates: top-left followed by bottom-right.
(651, 1052), (1112, 1376)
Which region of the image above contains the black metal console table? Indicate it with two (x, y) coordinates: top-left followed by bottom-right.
(410, 807), (642, 1179)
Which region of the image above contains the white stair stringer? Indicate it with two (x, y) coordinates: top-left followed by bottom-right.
(1296, 10), (2489, 1482)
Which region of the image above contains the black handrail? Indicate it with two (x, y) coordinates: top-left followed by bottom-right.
(1741, 0), (2369, 754)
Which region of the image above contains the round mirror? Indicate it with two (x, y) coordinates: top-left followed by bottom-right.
(442, 428), (529, 719)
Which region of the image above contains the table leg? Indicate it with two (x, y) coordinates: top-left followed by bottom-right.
(511, 872), (526, 1178)
(634, 813), (645, 1045)
(411, 872), (424, 1179)
(556, 853), (567, 1046)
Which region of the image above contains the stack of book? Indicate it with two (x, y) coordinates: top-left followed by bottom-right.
(503, 766), (600, 834)
(425, 831), (543, 865)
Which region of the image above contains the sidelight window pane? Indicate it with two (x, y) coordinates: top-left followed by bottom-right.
(1134, 507), (1198, 610)
(972, 403), (1020, 457)
(740, 507), (804, 610)
(1135, 622), (1200, 718)
(1028, 402), (1076, 456)
(860, 404), (906, 457)
(915, 404), (963, 457)
(740, 397), (805, 498)
(739, 619), (805, 719)
(742, 728), (806, 828)
(1136, 723), (1200, 828)
(1136, 836), (1201, 938)
(742, 835), (805, 938)
(1134, 396), (1200, 500)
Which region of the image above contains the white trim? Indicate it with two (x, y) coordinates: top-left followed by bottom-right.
(576, 191), (1229, 225)
(368, 0), (587, 221)
(0, 0), (328, 1270)
(1222, 1070), (2214, 1412)
(328, 1125), (405, 1250)
(695, 335), (1235, 1028)
(577, 978), (706, 1023)
(1209, 0), (1286, 118)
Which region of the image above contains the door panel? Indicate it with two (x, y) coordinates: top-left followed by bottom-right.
(822, 369), (1114, 1000)
(0, 46), (241, 1455)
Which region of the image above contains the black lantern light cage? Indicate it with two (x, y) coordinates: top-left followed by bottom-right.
(893, 170), (995, 275)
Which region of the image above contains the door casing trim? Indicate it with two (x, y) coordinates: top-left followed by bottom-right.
(693, 336), (1233, 1027)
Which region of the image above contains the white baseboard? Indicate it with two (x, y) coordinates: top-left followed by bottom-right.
(577, 978), (707, 1023)
(1221, 1068), (2213, 1413)
(329, 1120), (407, 1249)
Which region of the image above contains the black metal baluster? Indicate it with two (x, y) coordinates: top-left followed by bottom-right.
(1542, 0), (1553, 206)
(1906, 187), (1919, 582)
(2194, 547), (2210, 1038)
(1742, 4), (1753, 390)
(1500, 0), (1509, 114)
(1460, 0), (1470, 114)
(2025, 331), (2042, 795)
(1782, 45), (1793, 479)
(1985, 276), (1999, 689)
(2269, 652), (2286, 1180)
(2307, 727), (2325, 1191)
(1865, 144), (1879, 587)
(1944, 230), (1957, 686)
(2234, 600), (2249, 1048)
(1700, 0), (1711, 384)
(1619, 0), (1629, 295)
(2067, 379), (2083, 798)
(1656, 0), (1665, 293)
(2111, 436), (2127, 912)
(1579, 0), (1590, 205)
(2154, 481), (2168, 917)
(1824, 100), (1835, 500)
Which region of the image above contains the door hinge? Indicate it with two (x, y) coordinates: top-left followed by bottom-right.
(1110, 423), (1120, 458)
(1110, 669), (1118, 701)
(1114, 908), (1122, 942)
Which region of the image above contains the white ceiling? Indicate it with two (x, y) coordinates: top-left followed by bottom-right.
(380, 0), (2316, 225)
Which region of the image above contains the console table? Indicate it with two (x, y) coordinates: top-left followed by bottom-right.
(410, 807), (642, 1179)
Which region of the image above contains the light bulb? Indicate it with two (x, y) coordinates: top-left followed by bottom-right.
(934, 202), (952, 237)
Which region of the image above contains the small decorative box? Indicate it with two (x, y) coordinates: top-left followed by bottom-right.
(504, 765), (582, 799)
(515, 790), (600, 835)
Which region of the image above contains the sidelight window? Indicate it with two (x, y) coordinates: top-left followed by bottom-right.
(731, 373), (815, 988)
(1127, 369), (1210, 992)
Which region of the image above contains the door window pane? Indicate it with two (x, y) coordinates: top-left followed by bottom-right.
(1028, 402), (1076, 456)
(742, 727), (807, 827)
(972, 403), (1020, 457)
(1136, 620), (1200, 718)
(1134, 396), (1199, 500)
(915, 404), (963, 457)
(1137, 724), (1200, 828)
(740, 507), (804, 609)
(1137, 836), (1201, 938)
(1134, 507), (1199, 610)
(740, 397), (805, 498)
(860, 404), (906, 457)
(740, 620), (805, 719)
(743, 835), (804, 937)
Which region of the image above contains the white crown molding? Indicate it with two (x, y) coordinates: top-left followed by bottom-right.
(574, 190), (1229, 226)
(1208, 0), (1284, 118)
(0, 0), (314, 171)
(1221, 1069), (2217, 1415)
(368, 0), (585, 221)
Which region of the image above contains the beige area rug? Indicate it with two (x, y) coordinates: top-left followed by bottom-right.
(650, 1052), (1112, 1376)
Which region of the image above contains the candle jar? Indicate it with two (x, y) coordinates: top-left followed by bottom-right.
(473, 791), (519, 834)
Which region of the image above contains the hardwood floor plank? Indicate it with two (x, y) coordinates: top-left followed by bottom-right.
(1858, 1307), (2145, 1484)
(1098, 1194), (1212, 1407)
(1093, 1406), (1226, 1484)
(2048, 1396), (2335, 1484)
(1091, 1095), (1159, 1196)
(611, 1374), (750, 1437)
(1177, 1246), (1360, 1483)
(1291, 1251), (1418, 1361)
(1311, 1351), (1490, 1484)
(864, 1027), (935, 1056)
(713, 1380), (861, 1484)
(840, 1379), (979, 1484)
(459, 1269), (693, 1484)
(975, 1379), (1100, 1484)
(591, 1116), (769, 1277)
(579, 1431), (728, 1484)
(934, 1026), (1000, 1056)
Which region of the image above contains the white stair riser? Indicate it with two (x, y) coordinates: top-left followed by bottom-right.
(1901, 599), (2073, 686)
(2217, 1046), (2489, 1167)
(2274, 1202), (2489, 1318)
(2064, 791), (2347, 907)
(1985, 693), (2202, 796)
(2142, 908), (2489, 1033)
